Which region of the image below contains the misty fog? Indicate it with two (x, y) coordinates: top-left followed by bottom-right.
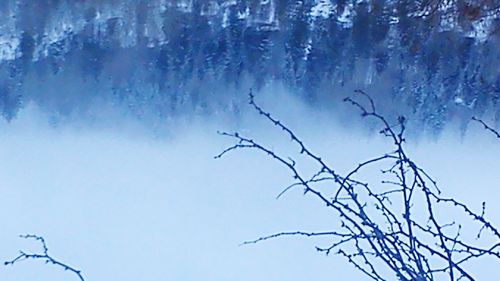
(1, 1), (499, 280)
(1, 90), (498, 280)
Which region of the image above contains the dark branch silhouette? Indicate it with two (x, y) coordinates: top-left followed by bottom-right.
(4, 234), (85, 281)
(217, 89), (500, 281)
(472, 117), (500, 138)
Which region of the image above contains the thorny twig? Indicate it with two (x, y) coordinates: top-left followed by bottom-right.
(4, 234), (85, 281)
(217, 89), (500, 281)
(472, 117), (500, 138)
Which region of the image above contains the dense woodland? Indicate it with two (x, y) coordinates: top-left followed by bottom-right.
(0, 0), (498, 132)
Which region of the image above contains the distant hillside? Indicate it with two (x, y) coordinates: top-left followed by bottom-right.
(0, 0), (498, 132)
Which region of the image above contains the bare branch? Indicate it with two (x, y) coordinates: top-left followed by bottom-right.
(4, 234), (85, 281)
(472, 117), (500, 138)
(217, 89), (500, 281)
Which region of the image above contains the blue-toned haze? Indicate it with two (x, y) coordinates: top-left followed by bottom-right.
(0, 96), (499, 280)
(0, 1), (499, 280)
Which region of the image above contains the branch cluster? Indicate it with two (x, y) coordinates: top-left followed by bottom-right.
(217, 89), (500, 281)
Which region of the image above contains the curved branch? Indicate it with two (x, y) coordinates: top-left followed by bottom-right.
(472, 117), (500, 138)
(4, 234), (85, 281)
(217, 89), (500, 281)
